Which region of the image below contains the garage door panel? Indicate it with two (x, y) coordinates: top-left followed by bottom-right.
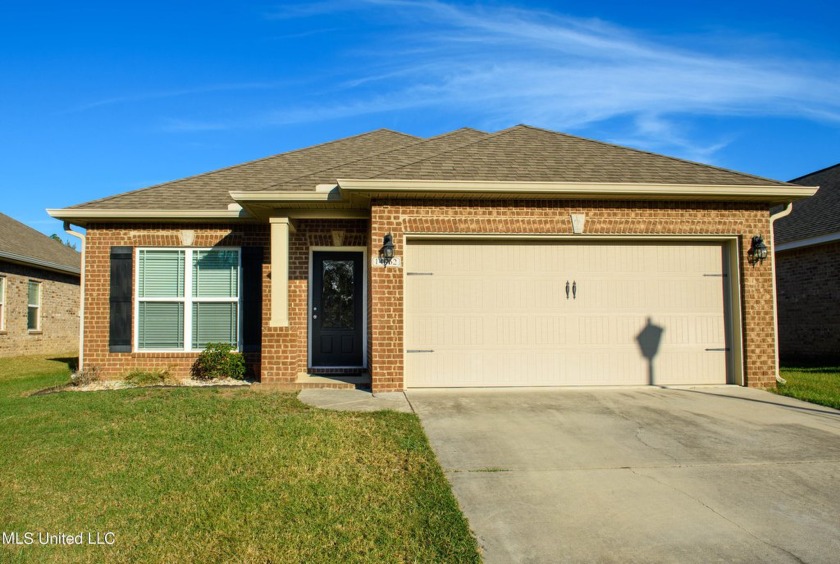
(405, 241), (730, 388)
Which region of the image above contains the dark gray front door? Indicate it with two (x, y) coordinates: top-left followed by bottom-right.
(311, 251), (364, 367)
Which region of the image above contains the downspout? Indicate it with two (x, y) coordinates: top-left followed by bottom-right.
(769, 203), (793, 385)
(63, 222), (86, 372)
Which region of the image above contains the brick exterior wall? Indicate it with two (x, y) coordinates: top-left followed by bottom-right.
(261, 219), (367, 384)
(83, 224), (268, 378)
(369, 199), (779, 392)
(82, 202), (778, 390)
(82, 220), (367, 382)
(776, 241), (840, 363)
(0, 260), (80, 357)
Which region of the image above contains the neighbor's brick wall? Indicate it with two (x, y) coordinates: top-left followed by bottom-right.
(369, 199), (778, 392)
(261, 219), (367, 384)
(83, 224), (268, 379)
(776, 241), (840, 363)
(0, 260), (80, 357)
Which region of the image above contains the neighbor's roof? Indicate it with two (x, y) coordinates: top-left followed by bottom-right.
(63, 125), (794, 213)
(0, 213), (81, 275)
(775, 163), (840, 245)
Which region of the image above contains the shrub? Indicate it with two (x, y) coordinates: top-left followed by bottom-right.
(124, 368), (172, 386)
(191, 343), (246, 381)
(70, 365), (101, 387)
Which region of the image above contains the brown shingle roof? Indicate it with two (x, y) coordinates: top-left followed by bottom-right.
(71, 129), (420, 210)
(373, 125), (789, 186)
(276, 127), (489, 192)
(66, 124), (790, 212)
(775, 163), (840, 244)
(0, 213), (81, 274)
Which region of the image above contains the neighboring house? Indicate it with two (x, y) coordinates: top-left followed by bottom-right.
(47, 126), (816, 391)
(0, 213), (81, 357)
(774, 163), (840, 364)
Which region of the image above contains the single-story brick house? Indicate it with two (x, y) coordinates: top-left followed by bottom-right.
(48, 125), (816, 391)
(0, 212), (81, 357)
(774, 163), (840, 364)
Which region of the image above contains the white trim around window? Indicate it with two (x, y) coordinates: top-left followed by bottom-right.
(134, 247), (242, 352)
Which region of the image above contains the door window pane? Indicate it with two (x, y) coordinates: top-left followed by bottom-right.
(322, 260), (354, 329)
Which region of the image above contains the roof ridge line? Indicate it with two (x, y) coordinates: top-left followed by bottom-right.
(789, 161), (840, 183)
(69, 128), (420, 209)
(518, 124), (791, 186)
(258, 127), (489, 190)
(369, 125), (522, 179)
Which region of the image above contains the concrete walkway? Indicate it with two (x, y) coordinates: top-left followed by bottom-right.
(298, 388), (413, 413)
(408, 386), (840, 563)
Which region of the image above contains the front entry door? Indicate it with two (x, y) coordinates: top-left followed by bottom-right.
(311, 251), (365, 367)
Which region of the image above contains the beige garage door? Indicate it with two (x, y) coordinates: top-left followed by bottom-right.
(405, 240), (730, 387)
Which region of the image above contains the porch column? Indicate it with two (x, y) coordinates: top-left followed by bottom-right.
(269, 217), (292, 327)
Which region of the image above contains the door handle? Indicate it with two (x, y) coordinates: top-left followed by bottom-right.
(572, 281), (577, 299)
(565, 280), (570, 300)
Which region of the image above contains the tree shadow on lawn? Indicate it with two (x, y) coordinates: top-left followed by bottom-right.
(47, 356), (79, 372)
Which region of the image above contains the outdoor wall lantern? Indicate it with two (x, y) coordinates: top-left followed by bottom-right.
(379, 232), (395, 265)
(748, 234), (768, 265)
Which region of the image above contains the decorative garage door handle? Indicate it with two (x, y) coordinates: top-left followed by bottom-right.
(565, 281), (577, 300)
(406, 349), (434, 353)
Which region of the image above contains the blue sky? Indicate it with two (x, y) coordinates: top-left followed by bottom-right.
(2, 0), (839, 241)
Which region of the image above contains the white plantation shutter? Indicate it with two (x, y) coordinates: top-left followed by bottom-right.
(139, 250), (184, 297)
(138, 302), (184, 349)
(193, 250), (238, 297)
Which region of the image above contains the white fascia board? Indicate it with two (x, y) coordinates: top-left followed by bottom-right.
(775, 231), (840, 252)
(46, 208), (250, 223)
(337, 179), (818, 203)
(229, 190), (344, 203)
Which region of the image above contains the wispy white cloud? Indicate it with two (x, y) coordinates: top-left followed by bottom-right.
(262, 0), (361, 20)
(159, 117), (234, 133)
(178, 1), (840, 161)
(66, 82), (287, 113)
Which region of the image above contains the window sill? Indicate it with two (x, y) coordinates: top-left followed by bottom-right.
(28, 330), (43, 335)
(133, 350), (203, 354)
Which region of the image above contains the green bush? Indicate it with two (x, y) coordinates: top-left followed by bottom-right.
(191, 343), (246, 381)
(123, 368), (171, 386)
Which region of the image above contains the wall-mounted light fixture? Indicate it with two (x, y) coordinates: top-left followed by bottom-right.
(748, 234), (768, 265)
(379, 232), (395, 265)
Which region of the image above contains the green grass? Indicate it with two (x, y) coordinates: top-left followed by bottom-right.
(121, 368), (172, 386)
(774, 365), (840, 410)
(0, 355), (480, 563)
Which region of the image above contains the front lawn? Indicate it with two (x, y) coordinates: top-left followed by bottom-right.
(775, 365), (840, 410)
(0, 356), (479, 563)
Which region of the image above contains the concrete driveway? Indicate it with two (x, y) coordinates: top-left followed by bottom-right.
(407, 387), (840, 563)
